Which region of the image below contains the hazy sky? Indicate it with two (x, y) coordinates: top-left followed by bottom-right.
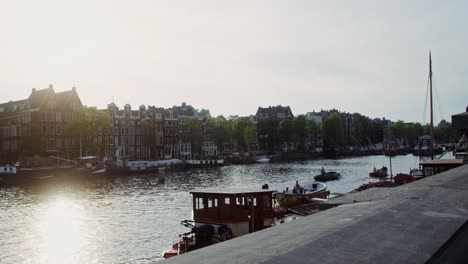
(1, 0), (467, 123)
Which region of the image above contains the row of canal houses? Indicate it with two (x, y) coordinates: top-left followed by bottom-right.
(0, 85), (391, 162)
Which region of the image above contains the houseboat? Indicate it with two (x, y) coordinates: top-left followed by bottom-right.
(162, 188), (277, 259)
(184, 159), (226, 169)
(105, 159), (183, 175)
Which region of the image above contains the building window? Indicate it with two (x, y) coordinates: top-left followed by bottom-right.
(56, 139), (62, 148)
(41, 112), (48, 121)
(42, 126), (47, 135)
(63, 112), (68, 122)
(56, 125), (62, 135)
(49, 112), (55, 122)
(49, 138), (55, 148)
(56, 112), (62, 122)
(49, 125), (55, 135)
(48, 101), (56, 109)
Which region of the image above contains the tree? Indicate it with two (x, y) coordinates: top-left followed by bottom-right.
(278, 120), (294, 150)
(322, 113), (343, 149)
(354, 114), (374, 145)
(232, 117), (254, 152)
(211, 115), (233, 153)
(390, 120), (406, 139)
(199, 109), (211, 118)
(243, 126), (257, 152)
(293, 115), (307, 150)
(65, 107), (111, 158)
(307, 119), (321, 148)
(406, 122), (424, 144)
(434, 119), (457, 143)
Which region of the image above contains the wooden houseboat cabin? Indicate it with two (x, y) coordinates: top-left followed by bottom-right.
(190, 188), (277, 236)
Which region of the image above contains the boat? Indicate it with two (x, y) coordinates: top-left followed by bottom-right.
(105, 159), (183, 175)
(369, 166), (388, 178)
(393, 173), (414, 185)
(274, 181), (328, 207)
(184, 159), (226, 169)
(314, 171), (340, 181)
(409, 168), (424, 179)
(255, 157), (270, 163)
(162, 188), (278, 259)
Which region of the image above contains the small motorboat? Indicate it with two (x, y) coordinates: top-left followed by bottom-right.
(409, 168), (424, 179)
(275, 181), (328, 207)
(369, 166), (388, 178)
(314, 171), (341, 182)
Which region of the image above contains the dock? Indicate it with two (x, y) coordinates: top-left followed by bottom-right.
(165, 164), (468, 263)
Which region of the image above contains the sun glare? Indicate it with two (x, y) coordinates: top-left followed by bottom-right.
(37, 198), (87, 264)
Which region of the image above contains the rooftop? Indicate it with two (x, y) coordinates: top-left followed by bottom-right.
(190, 188), (277, 195)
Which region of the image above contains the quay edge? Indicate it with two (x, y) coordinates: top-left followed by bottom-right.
(164, 164), (468, 264)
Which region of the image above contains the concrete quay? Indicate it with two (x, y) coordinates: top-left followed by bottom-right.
(165, 164), (468, 263)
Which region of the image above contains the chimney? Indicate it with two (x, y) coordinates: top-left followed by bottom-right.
(49, 84), (53, 89)
(72, 86), (76, 91)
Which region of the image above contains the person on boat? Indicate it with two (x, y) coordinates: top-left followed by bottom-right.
(373, 166), (376, 172)
(295, 180), (300, 188)
(321, 167), (326, 176)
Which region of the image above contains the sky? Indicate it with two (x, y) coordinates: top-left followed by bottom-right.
(1, 0), (467, 123)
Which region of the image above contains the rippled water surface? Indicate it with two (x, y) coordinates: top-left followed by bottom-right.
(0, 155), (442, 263)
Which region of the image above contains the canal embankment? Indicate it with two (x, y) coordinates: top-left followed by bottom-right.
(165, 164), (468, 263)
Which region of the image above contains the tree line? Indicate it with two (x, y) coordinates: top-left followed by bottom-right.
(18, 107), (460, 159)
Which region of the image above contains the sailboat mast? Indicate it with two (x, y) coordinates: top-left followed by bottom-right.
(429, 51), (435, 160)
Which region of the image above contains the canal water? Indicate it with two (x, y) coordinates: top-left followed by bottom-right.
(0, 154), (445, 263)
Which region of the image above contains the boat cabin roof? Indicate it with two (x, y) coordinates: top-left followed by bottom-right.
(420, 159), (464, 167)
(190, 188), (276, 195)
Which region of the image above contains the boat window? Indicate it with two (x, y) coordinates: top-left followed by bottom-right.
(263, 195), (271, 208)
(224, 197), (230, 205)
(207, 198), (218, 208)
(252, 198), (257, 207)
(4, 168), (6, 172)
(196, 197), (204, 210)
(236, 196), (245, 206)
(9, 168), (13, 171)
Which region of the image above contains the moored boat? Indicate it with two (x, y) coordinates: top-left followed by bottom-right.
(409, 168), (424, 179)
(274, 181), (328, 207)
(369, 166), (388, 178)
(105, 159), (183, 175)
(162, 188), (277, 259)
(393, 173), (414, 185)
(184, 159), (226, 169)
